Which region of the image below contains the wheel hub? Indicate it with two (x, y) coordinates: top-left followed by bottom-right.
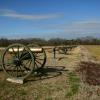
(13, 58), (22, 66)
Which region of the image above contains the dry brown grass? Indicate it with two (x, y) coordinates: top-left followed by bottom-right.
(2, 46), (100, 100)
(85, 45), (100, 60)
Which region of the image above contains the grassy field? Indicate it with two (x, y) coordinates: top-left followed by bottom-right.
(0, 46), (81, 100)
(0, 71), (80, 100)
(84, 45), (100, 60)
(0, 45), (100, 100)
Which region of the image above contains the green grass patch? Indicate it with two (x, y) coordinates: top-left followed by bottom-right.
(0, 81), (27, 100)
(65, 72), (80, 98)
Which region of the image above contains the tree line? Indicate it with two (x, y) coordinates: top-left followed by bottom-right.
(0, 37), (100, 47)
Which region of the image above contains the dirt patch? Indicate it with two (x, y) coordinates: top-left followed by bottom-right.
(77, 61), (100, 85)
(46, 46), (81, 71)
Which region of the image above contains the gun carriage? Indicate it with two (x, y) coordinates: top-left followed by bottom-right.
(2, 43), (46, 79)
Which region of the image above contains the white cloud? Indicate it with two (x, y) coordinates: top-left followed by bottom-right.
(64, 20), (100, 34)
(0, 9), (63, 20)
(38, 20), (100, 34)
(0, 9), (15, 13)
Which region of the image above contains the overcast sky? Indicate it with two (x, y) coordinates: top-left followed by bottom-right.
(0, 0), (100, 39)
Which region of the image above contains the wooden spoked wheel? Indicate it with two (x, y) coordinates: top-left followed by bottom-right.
(27, 44), (46, 71)
(2, 43), (35, 79)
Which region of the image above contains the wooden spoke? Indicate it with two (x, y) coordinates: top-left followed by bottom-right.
(35, 62), (39, 69)
(35, 59), (43, 66)
(12, 47), (17, 58)
(21, 63), (30, 71)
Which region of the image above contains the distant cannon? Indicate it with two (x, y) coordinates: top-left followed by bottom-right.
(56, 45), (77, 54)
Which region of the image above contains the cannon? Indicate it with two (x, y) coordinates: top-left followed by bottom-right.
(57, 47), (68, 54)
(2, 43), (46, 79)
(57, 45), (77, 54)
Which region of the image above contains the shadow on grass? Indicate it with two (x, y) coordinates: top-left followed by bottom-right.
(26, 66), (68, 82)
(57, 57), (68, 61)
(57, 52), (72, 55)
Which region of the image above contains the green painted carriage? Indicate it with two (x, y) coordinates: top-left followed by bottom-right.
(2, 43), (46, 79)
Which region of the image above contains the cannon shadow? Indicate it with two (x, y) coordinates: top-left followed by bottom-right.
(26, 66), (68, 82)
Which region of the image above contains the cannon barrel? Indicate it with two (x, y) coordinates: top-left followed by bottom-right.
(8, 47), (43, 60)
(9, 47), (43, 53)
